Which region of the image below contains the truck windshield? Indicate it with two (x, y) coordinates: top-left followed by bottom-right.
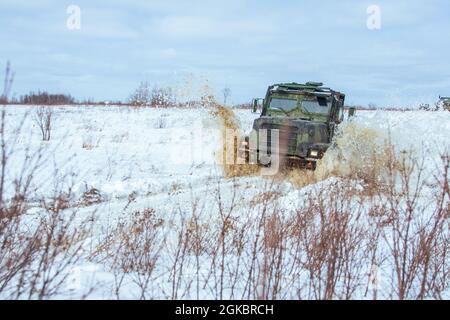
(301, 96), (331, 114)
(269, 98), (297, 111)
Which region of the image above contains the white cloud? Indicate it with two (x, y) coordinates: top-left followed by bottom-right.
(1, 0), (449, 106)
(152, 15), (274, 40)
(161, 48), (177, 59)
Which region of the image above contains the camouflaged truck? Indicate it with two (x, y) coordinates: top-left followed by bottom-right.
(241, 82), (346, 169)
(439, 96), (450, 111)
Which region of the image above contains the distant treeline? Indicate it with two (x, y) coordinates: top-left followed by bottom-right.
(0, 91), (77, 105)
(8, 91), (76, 105)
(1, 90), (441, 111)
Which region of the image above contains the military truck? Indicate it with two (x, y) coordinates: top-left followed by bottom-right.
(241, 82), (346, 169)
(439, 96), (450, 111)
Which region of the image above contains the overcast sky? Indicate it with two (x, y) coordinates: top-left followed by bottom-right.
(1, 0), (449, 106)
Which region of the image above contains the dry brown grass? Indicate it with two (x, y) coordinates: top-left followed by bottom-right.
(91, 208), (165, 299)
(285, 169), (318, 188)
(87, 149), (449, 300)
(210, 105), (260, 178)
(0, 63), (97, 299)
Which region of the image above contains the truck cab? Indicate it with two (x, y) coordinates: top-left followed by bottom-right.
(246, 82), (345, 169)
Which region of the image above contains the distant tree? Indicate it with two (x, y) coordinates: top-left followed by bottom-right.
(34, 106), (53, 141)
(129, 82), (152, 106)
(419, 103), (430, 111)
(368, 103), (377, 110)
(222, 87), (231, 105)
(151, 86), (175, 108)
(129, 82), (176, 107)
(0, 61), (14, 104)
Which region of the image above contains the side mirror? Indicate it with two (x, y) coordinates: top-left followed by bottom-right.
(252, 98), (264, 113)
(252, 99), (258, 113)
(348, 107), (356, 118)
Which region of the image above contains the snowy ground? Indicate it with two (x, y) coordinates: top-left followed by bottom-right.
(7, 106), (448, 202)
(3, 105), (450, 299)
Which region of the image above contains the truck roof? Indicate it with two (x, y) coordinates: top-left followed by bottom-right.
(269, 82), (344, 98)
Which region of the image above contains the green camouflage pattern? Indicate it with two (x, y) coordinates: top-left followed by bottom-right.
(249, 82), (345, 165)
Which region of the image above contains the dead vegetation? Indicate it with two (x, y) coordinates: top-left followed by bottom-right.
(34, 106), (53, 141)
(0, 63), (95, 299)
(91, 208), (165, 299)
(89, 148), (448, 299)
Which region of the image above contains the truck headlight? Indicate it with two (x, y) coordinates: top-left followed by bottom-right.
(309, 150), (319, 158)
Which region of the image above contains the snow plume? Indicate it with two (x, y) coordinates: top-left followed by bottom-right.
(209, 105), (260, 178)
(315, 121), (397, 187)
(286, 121), (391, 188)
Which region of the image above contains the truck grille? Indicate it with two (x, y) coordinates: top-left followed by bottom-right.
(260, 124), (298, 155)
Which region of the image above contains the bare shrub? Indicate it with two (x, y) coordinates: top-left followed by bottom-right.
(129, 81), (151, 107)
(256, 204), (289, 299)
(154, 116), (167, 129)
(222, 87), (231, 105)
(34, 106), (53, 141)
(167, 212), (192, 299)
(151, 86), (175, 108)
(236, 185), (280, 300)
(209, 178), (239, 300)
(371, 151), (450, 299)
(92, 208), (165, 299)
(0, 61), (13, 104)
(290, 181), (371, 299)
(14, 199), (93, 299)
(0, 109), (94, 299)
(180, 194), (212, 299)
(80, 187), (103, 206)
(87, 148), (448, 300)
(129, 82), (175, 108)
(0, 204), (92, 299)
(0, 62), (94, 299)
